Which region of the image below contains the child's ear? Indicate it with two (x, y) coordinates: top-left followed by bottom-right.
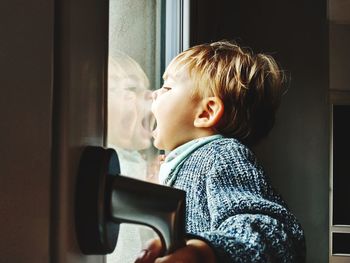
(194, 97), (224, 128)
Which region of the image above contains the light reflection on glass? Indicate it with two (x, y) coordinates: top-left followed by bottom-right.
(107, 0), (161, 261)
(108, 52), (159, 182)
(107, 52), (158, 263)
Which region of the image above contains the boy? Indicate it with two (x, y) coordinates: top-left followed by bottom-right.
(135, 41), (305, 263)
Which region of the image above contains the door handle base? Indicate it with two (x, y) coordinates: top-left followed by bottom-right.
(75, 146), (186, 255)
(75, 146), (119, 254)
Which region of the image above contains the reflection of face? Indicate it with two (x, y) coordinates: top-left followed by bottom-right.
(108, 74), (153, 150)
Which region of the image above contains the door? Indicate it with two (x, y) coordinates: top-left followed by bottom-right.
(0, 0), (188, 262)
(0, 0), (54, 262)
(0, 0), (107, 262)
(51, 0), (108, 262)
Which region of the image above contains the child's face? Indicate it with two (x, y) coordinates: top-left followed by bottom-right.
(151, 70), (201, 151)
(108, 75), (153, 150)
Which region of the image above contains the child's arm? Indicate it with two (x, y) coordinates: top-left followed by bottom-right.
(136, 140), (305, 262)
(192, 144), (306, 262)
(134, 238), (216, 263)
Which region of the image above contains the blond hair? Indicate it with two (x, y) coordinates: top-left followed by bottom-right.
(165, 41), (286, 146)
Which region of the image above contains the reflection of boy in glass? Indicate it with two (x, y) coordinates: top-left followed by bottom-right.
(107, 52), (156, 263)
(108, 53), (153, 153)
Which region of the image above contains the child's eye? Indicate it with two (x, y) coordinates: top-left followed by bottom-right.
(162, 86), (171, 91)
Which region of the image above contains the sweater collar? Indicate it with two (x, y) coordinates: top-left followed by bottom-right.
(158, 134), (223, 185)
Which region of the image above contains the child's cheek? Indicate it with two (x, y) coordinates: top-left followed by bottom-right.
(150, 101), (157, 115)
(151, 98), (162, 115)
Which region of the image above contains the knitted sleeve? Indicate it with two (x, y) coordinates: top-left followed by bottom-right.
(195, 143), (305, 263)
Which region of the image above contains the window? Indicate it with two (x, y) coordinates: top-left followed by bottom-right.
(106, 0), (189, 262)
(330, 101), (350, 258)
(329, 2), (350, 259)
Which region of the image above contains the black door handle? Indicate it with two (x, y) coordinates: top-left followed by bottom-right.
(75, 146), (186, 255)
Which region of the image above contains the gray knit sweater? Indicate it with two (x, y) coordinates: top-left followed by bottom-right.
(167, 138), (305, 263)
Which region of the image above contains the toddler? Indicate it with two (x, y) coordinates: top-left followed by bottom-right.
(135, 41), (305, 263)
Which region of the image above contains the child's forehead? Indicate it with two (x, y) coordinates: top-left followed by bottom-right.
(162, 71), (190, 85)
(163, 61), (190, 82)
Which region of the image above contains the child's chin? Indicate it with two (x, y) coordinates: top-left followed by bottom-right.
(152, 138), (163, 150)
(152, 141), (162, 150)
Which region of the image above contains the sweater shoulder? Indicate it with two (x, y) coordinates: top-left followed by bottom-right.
(195, 137), (255, 162)
(202, 137), (250, 151)
(180, 137), (260, 179)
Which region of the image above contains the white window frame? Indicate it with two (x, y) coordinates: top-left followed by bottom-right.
(164, 0), (190, 68)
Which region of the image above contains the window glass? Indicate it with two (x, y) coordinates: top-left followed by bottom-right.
(107, 0), (163, 262)
(108, 0), (162, 182)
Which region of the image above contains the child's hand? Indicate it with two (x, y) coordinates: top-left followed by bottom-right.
(134, 238), (216, 263)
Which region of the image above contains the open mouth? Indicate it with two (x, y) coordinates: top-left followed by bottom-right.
(152, 118), (157, 132)
(142, 112), (157, 133)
